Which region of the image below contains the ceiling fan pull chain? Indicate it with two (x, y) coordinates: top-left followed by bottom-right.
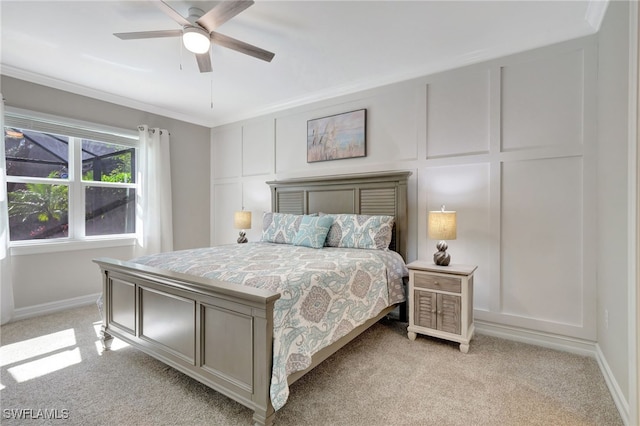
(210, 75), (214, 109)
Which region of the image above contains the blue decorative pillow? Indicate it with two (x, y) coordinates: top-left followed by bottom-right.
(261, 212), (303, 244)
(293, 215), (334, 249)
(321, 213), (394, 250)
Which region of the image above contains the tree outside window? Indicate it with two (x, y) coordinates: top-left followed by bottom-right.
(4, 126), (137, 242)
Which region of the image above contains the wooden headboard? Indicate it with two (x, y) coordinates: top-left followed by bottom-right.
(266, 171), (412, 260)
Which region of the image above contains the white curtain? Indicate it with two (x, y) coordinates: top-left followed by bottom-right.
(0, 94), (15, 324)
(136, 126), (173, 255)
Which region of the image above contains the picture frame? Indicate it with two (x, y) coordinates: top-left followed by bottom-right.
(307, 109), (366, 163)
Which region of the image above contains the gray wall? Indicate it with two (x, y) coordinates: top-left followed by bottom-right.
(596, 0), (631, 409)
(1, 76), (211, 310)
(210, 17), (631, 421)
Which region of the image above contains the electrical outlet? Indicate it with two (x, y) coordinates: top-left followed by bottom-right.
(604, 309), (609, 329)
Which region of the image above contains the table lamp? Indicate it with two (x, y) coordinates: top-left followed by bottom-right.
(428, 205), (457, 266)
(234, 210), (252, 243)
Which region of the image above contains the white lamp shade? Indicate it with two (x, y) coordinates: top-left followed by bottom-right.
(183, 27), (211, 54)
(234, 211), (252, 230)
(428, 211), (457, 240)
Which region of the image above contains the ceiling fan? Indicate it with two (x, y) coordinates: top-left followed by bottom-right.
(114, 0), (275, 73)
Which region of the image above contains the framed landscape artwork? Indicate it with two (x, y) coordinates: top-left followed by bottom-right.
(307, 109), (366, 163)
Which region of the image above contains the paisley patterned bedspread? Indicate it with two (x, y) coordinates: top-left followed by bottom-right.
(132, 242), (407, 410)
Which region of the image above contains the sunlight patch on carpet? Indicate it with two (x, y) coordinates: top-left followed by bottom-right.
(1, 329), (76, 367)
(7, 348), (81, 383)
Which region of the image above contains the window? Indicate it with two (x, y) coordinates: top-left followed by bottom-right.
(4, 109), (138, 247)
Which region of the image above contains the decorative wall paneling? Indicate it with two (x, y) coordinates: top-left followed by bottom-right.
(501, 158), (584, 325)
(211, 119), (275, 243)
(501, 48), (585, 151)
(272, 82), (420, 175)
(212, 182), (243, 245)
(426, 68), (491, 158)
(212, 36), (597, 342)
(242, 118), (275, 177)
(423, 38), (596, 340)
(419, 164), (491, 311)
(212, 126), (242, 180)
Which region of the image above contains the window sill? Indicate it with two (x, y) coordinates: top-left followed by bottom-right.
(10, 237), (137, 256)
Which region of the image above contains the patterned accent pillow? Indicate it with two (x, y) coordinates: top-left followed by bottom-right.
(261, 212), (303, 244)
(292, 215), (334, 249)
(321, 213), (395, 250)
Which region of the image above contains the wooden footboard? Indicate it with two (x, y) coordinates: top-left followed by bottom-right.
(94, 258), (281, 426)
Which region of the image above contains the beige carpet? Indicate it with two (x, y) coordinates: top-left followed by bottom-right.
(0, 305), (622, 426)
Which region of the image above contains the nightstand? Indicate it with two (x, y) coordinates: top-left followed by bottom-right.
(406, 261), (477, 353)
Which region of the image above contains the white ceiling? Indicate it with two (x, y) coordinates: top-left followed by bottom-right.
(1, 1), (608, 128)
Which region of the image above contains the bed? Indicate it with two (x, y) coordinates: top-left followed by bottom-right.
(94, 170), (411, 425)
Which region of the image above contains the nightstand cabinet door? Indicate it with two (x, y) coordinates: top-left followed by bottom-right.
(414, 290), (437, 329)
(438, 293), (461, 335)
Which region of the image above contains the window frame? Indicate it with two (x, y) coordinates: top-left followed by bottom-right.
(4, 107), (139, 255)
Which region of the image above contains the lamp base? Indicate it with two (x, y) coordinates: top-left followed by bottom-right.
(433, 240), (451, 266)
(237, 231), (248, 244)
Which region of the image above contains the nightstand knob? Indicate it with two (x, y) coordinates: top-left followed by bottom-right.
(437, 310), (442, 315)
(431, 308), (436, 313)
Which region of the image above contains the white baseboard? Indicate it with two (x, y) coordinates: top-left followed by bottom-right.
(12, 293), (101, 322)
(476, 320), (629, 425)
(475, 320), (598, 357)
(595, 344), (631, 426)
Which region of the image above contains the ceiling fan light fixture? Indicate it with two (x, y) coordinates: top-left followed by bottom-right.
(183, 26), (210, 54)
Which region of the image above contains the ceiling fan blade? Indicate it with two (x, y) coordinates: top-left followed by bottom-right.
(114, 29), (182, 40)
(196, 0), (254, 32)
(196, 53), (213, 73)
(210, 32), (274, 62)
(152, 0), (191, 27)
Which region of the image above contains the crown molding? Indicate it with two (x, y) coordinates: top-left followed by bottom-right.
(209, 33), (596, 127)
(0, 64), (212, 128)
